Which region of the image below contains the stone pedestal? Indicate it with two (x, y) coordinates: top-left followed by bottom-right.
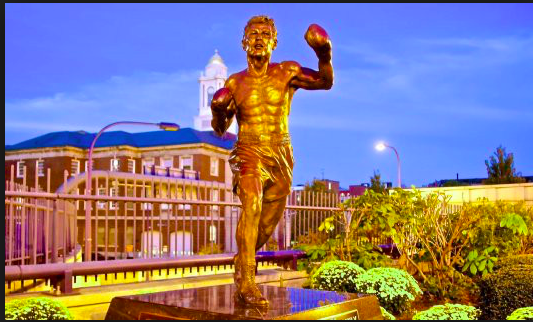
(105, 284), (382, 320)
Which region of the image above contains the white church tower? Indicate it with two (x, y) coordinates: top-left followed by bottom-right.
(194, 50), (237, 134)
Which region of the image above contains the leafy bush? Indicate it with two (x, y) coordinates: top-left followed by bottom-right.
(506, 307), (533, 320)
(412, 304), (480, 320)
(494, 254), (533, 271)
(354, 267), (422, 315)
(479, 265), (533, 320)
(462, 246), (498, 277)
(351, 243), (392, 270)
(5, 297), (73, 320)
(294, 232), (333, 274)
(392, 190), (485, 299)
(311, 260), (365, 292)
(197, 242), (223, 255)
(380, 306), (396, 320)
(462, 202), (533, 276)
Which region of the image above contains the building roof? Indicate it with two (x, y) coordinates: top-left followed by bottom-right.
(5, 128), (236, 152)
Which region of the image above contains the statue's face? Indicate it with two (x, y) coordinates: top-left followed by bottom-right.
(242, 23), (277, 58)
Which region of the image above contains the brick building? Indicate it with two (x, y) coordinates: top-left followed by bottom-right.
(4, 51), (242, 259)
(5, 128), (237, 258)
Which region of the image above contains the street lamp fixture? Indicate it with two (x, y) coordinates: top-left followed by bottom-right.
(84, 121), (179, 261)
(158, 122), (180, 131)
(375, 141), (401, 188)
(375, 142), (386, 151)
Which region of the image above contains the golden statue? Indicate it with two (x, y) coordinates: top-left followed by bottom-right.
(211, 15), (333, 306)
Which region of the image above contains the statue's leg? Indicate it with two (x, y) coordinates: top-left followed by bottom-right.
(256, 144), (293, 251)
(255, 194), (289, 251)
(236, 174), (263, 265)
(234, 173), (268, 306)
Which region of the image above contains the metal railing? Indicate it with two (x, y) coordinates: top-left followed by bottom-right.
(5, 165), (340, 267)
(5, 169), (77, 266)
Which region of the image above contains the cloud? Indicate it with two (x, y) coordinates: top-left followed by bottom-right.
(5, 121), (101, 133)
(414, 36), (533, 53)
(6, 34), (532, 146)
(5, 70), (202, 143)
(337, 42), (399, 67)
(407, 35), (533, 71)
(287, 35), (533, 139)
(206, 23), (227, 39)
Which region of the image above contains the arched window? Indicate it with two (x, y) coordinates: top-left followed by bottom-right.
(207, 86), (215, 106)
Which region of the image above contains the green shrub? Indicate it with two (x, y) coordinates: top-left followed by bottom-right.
(197, 242), (223, 255)
(5, 297), (73, 320)
(479, 265), (533, 320)
(412, 304), (480, 320)
(507, 307), (533, 320)
(354, 267), (421, 315)
(380, 306), (396, 320)
(494, 254), (533, 271)
(311, 260), (365, 292)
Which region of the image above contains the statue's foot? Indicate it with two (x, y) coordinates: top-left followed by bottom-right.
(235, 286), (269, 307)
(234, 259), (268, 306)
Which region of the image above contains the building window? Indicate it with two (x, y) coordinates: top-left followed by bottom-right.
(142, 186), (152, 210)
(126, 186), (134, 210)
(71, 159), (80, 176)
(142, 158), (154, 174)
(212, 189), (219, 211)
(97, 227), (116, 247)
(161, 156), (173, 169)
(207, 86), (215, 106)
(209, 225), (217, 243)
(180, 156), (193, 171)
(110, 158), (120, 172)
(16, 161), (25, 178)
(210, 157), (219, 176)
(36, 160), (45, 177)
(109, 187), (118, 210)
(128, 159), (136, 173)
(76, 188), (81, 209)
(84, 160), (93, 172)
(97, 188), (106, 209)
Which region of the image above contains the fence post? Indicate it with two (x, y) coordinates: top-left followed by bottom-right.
(52, 200), (58, 263)
(59, 269), (74, 294)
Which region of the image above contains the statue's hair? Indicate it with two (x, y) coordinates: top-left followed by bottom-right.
(243, 15), (277, 40)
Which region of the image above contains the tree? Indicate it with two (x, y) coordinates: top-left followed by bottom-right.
(370, 170), (387, 194)
(483, 146), (525, 184)
(304, 179), (327, 193)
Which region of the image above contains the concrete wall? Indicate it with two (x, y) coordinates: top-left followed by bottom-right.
(408, 183), (533, 205)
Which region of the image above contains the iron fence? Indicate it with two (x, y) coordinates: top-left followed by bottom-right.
(5, 165), (340, 266)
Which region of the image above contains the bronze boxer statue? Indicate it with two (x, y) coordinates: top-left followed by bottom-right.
(211, 15), (334, 306)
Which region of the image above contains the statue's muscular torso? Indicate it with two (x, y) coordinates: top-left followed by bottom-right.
(226, 61), (301, 136)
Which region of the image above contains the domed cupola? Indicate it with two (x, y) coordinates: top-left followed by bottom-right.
(194, 50), (237, 134)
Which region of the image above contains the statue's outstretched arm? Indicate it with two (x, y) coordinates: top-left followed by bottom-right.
(289, 24), (333, 90)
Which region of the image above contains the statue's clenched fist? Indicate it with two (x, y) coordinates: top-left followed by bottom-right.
(211, 88), (232, 116)
(210, 88), (235, 136)
(305, 24), (332, 61)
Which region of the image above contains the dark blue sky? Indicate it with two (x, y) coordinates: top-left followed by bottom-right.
(5, 3), (533, 187)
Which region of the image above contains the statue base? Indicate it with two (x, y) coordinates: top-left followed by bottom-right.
(105, 284), (382, 320)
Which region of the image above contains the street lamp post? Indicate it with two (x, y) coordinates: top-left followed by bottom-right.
(84, 121), (179, 261)
(375, 142), (401, 188)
